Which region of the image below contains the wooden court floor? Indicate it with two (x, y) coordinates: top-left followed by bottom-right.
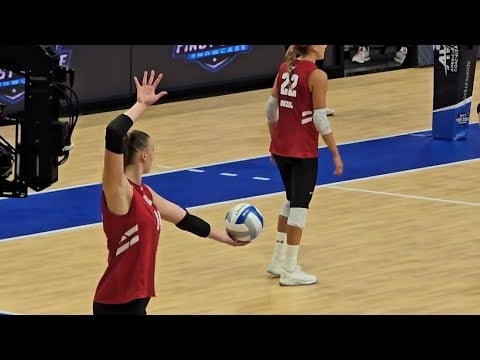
(0, 64), (480, 314)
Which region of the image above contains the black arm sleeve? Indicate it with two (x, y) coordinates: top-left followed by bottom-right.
(176, 211), (211, 238)
(105, 114), (133, 154)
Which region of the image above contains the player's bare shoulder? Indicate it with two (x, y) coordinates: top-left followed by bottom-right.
(311, 68), (328, 82)
(309, 68), (328, 90)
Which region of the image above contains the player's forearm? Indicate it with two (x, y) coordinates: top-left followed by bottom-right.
(321, 132), (340, 158)
(268, 122), (276, 141)
(124, 102), (149, 123)
(207, 227), (226, 242)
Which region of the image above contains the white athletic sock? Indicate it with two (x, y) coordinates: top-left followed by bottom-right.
(285, 244), (299, 271)
(273, 232), (287, 259)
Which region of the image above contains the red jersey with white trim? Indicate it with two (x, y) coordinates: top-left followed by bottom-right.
(269, 59), (320, 158)
(94, 180), (161, 304)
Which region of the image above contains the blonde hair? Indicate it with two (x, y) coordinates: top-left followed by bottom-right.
(123, 130), (150, 168)
(284, 45), (310, 88)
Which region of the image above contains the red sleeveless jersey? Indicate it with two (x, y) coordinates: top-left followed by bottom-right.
(269, 59), (320, 158)
(94, 181), (161, 304)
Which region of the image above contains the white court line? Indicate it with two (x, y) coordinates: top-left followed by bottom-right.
(327, 185), (480, 207)
(191, 158), (480, 210)
(0, 223), (102, 243)
(220, 173), (237, 176)
(326, 157), (480, 185)
(2, 158), (480, 243)
(253, 177), (270, 181)
(0, 310), (21, 315)
(0, 125), (446, 199)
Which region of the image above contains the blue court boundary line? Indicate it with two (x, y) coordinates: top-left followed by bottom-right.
(1, 124), (480, 315)
(0, 127), (435, 201)
(2, 123), (480, 241)
(1, 156), (478, 243)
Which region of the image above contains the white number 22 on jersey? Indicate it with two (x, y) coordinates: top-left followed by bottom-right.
(280, 72), (298, 97)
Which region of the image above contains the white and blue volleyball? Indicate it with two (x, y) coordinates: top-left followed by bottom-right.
(225, 203), (264, 242)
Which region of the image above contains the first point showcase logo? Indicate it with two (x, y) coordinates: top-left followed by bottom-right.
(172, 45), (252, 72)
(0, 45), (72, 105)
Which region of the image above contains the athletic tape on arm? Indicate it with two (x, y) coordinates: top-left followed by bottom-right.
(266, 95), (279, 123)
(313, 109), (331, 135)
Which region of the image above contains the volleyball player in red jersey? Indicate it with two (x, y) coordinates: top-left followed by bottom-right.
(265, 45), (344, 286)
(93, 70), (246, 315)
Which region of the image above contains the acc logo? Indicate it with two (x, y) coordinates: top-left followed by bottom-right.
(456, 112), (469, 126)
(0, 45), (72, 105)
(434, 45), (459, 76)
(172, 45), (252, 72)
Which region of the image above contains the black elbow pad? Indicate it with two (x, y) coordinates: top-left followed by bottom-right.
(105, 114), (133, 154)
(176, 211), (211, 237)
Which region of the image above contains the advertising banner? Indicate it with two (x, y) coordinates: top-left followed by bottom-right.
(131, 45), (285, 92)
(0, 45), (131, 114)
(432, 45), (478, 140)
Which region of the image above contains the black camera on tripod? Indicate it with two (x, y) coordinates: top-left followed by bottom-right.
(0, 45), (79, 198)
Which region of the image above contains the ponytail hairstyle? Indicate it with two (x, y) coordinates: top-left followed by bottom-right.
(284, 45), (310, 88)
(123, 129), (150, 168)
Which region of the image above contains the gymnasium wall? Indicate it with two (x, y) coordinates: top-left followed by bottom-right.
(415, 45), (480, 67)
(3, 45), (476, 116)
(1, 45), (286, 115)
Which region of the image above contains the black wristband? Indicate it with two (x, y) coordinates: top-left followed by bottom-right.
(176, 211), (211, 238)
(105, 114), (133, 154)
